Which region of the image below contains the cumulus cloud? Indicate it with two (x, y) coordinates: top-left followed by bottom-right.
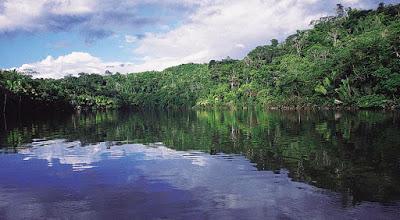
(0, 0), (191, 40)
(10, 0), (397, 77)
(136, 0), (314, 70)
(1, 0), (94, 32)
(16, 52), (136, 78)
(131, 0), (392, 71)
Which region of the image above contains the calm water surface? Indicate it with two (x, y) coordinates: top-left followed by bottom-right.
(0, 110), (399, 219)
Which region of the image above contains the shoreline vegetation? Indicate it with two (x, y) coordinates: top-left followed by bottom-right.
(1, 3), (399, 113)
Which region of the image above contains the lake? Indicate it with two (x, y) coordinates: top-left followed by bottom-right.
(0, 110), (399, 219)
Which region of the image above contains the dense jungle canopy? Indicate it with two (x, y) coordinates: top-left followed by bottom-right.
(1, 3), (399, 112)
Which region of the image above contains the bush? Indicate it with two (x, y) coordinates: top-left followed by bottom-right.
(357, 95), (387, 108)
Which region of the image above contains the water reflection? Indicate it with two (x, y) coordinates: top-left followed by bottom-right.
(0, 110), (399, 219)
(19, 140), (209, 171)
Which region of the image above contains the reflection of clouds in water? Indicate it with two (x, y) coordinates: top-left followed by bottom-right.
(18, 139), (285, 210)
(19, 139), (208, 171)
(4, 139), (400, 219)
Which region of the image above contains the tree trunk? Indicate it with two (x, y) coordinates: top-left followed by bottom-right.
(19, 96), (21, 113)
(2, 114), (6, 131)
(395, 49), (400, 58)
(3, 93), (6, 115)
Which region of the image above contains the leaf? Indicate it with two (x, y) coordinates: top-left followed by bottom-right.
(323, 77), (331, 87)
(315, 84), (327, 95)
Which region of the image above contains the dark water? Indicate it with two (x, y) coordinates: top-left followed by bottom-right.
(0, 110), (399, 219)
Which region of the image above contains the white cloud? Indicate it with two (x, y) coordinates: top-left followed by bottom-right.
(10, 0), (393, 77)
(130, 0), (324, 71)
(0, 0), (94, 32)
(131, 0), (388, 71)
(16, 52), (136, 78)
(0, 0), (207, 34)
(19, 0), (321, 78)
(125, 34), (138, 43)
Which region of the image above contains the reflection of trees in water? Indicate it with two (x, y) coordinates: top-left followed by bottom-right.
(1, 110), (400, 204)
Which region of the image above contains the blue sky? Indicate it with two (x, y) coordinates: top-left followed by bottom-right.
(0, 0), (396, 78)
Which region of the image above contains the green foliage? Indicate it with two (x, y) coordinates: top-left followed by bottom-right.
(315, 84), (328, 95)
(357, 94), (388, 108)
(336, 78), (355, 105)
(1, 3), (399, 110)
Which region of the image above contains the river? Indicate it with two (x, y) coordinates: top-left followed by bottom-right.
(0, 110), (399, 219)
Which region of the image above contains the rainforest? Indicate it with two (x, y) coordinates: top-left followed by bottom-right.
(1, 3), (400, 113)
(1, 2), (400, 220)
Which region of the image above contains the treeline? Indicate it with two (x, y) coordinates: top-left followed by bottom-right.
(1, 3), (399, 112)
(199, 3), (400, 109)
